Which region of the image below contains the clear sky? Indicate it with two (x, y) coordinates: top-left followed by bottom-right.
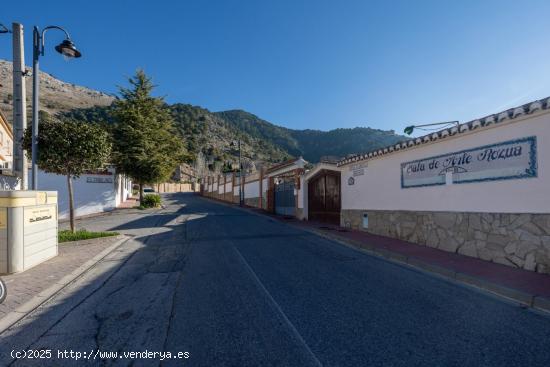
(2, 0), (550, 134)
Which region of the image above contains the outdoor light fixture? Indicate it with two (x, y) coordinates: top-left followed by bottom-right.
(31, 25), (82, 190)
(0, 23), (10, 34)
(404, 121), (459, 135)
(55, 38), (81, 59)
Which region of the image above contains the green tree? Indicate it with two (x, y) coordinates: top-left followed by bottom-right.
(23, 117), (112, 233)
(111, 70), (186, 203)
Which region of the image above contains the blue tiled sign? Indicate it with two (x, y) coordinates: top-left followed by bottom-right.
(400, 136), (538, 189)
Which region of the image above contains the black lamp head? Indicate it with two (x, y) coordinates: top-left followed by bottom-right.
(55, 39), (82, 59)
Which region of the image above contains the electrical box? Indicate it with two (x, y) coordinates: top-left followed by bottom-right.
(0, 191), (58, 274)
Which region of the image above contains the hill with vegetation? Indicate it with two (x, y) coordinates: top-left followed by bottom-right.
(216, 110), (405, 162)
(0, 59), (405, 168)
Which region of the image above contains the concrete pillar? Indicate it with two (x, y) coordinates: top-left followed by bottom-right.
(259, 168), (264, 209)
(241, 173), (246, 206)
(12, 23), (28, 189)
(267, 177), (275, 213)
(223, 174), (226, 201)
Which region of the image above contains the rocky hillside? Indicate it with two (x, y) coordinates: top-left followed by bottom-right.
(0, 59), (405, 165)
(0, 59), (114, 123)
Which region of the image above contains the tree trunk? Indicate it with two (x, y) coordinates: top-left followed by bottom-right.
(67, 175), (75, 233)
(139, 182), (144, 204)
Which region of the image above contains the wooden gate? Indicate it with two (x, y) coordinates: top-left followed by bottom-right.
(308, 170), (341, 224)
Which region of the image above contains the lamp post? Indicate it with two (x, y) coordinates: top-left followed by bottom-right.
(404, 121), (459, 135)
(31, 26), (81, 190)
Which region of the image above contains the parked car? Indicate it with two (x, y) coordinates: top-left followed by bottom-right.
(143, 187), (155, 193)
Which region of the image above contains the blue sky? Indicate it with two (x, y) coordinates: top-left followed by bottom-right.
(1, 0), (550, 134)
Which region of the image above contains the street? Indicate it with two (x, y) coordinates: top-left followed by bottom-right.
(1, 193), (550, 366)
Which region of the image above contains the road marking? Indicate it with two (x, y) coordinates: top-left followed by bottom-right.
(233, 247), (323, 367)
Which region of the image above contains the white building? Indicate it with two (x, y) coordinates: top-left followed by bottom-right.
(334, 97), (550, 274)
(0, 110), (13, 173)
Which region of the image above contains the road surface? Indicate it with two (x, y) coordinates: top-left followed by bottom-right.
(1, 193), (549, 366)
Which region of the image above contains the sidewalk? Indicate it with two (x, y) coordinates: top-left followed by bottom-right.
(0, 235), (126, 332)
(117, 197), (139, 209)
(236, 203), (550, 313)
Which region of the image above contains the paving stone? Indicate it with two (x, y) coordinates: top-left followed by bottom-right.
(0, 236), (121, 321)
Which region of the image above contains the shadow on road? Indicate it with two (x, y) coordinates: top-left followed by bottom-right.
(0, 193), (203, 366)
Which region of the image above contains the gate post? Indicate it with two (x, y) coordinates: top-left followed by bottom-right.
(267, 176), (275, 213)
(259, 168), (264, 209)
(294, 168), (304, 218)
(241, 172), (245, 206)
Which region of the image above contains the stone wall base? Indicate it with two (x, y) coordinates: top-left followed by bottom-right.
(341, 209), (550, 274)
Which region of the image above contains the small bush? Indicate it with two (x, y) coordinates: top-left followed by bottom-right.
(141, 194), (161, 208)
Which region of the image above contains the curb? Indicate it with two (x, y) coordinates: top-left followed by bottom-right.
(0, 235), (130, 335)
(199, 195), (550, 315)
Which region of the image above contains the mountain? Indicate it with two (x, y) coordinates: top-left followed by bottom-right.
(0, 59), (114, 123)
(215, 110), (405, 162)
(0, 59), (405, 165)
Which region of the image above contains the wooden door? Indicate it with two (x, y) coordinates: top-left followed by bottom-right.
(308, 170), (341, 224)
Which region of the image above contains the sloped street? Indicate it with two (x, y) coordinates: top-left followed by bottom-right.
(1, 193), (549, 366)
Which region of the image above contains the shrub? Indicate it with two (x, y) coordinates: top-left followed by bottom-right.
(141, 193), (161, 208)
(59, 229), (118, 243)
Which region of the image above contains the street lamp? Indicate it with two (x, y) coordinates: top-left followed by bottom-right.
(0, 23), (10, 34)
(230, 139), (243, 206)
(404, 121), (459, 135)
(31, 25), (81, 190)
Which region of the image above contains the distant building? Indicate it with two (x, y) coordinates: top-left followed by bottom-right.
(0, 109), (13, 174)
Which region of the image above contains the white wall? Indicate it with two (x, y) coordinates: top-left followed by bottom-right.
(225, 182), (232, 193)
(244, 180), (260, 198)
(342, 111), (550, 213)
(36, 168), (124, 219)
(115, 175), (132, 207)
(262, 178), (268, 195)
(297, 176), (305, 209)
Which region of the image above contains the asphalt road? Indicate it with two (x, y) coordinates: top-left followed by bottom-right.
(1, 193), (550, 366)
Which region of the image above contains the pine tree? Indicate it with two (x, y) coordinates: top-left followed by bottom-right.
(111, 70), (186, 203)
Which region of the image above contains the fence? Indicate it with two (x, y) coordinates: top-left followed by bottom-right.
(201, 163), (305, 214)
(155, 182), (198, 193)
(202, 171), (267, 210)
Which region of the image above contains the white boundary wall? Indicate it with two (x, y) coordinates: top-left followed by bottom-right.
(244, 180), (260, 198)
(36, 168), (132, 219)
(341, 110), (550, 214)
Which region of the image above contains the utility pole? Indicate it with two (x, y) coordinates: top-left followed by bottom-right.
(12, 23), (28, 189)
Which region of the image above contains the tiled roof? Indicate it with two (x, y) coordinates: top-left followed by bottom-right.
(336, 96), (550, 167)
